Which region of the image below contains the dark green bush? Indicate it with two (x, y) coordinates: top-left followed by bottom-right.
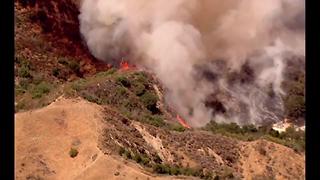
(18, 65), (32, 78)
(152, 164), (171, 174)
(123, 150), (132, 159)
(69, 148), (78, 158)
(132, 82), (146, 96)
(133, 72), (148, 84)
(118, 147), (126, 156)
(68, 60), (80, 73)
(154, 155), (162, 164)
(19, 78), (30, 90)
(133, 153), (142, 163)
(168, 123), (186, 132)
(16, 79), (30, 95)
(52, 68), (60, 77)
(96, 68), (117, 77)
(116, 76), (131, 87)
(115, 86), (127, 96)
(58, 58), (69, 65)
(15, 85), (26, 95)
(58, 58), (80, 73)
(71, 79), (87, 91)
(31, 82), (51, 99)
(140, 92), (158, 110)
(142, 114), (165, 127)
(81, 91), (102, 104)
(140, 156), (151, 166)
(242, 124), (258, 133)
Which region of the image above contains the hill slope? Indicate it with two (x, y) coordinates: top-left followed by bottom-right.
(15, 97), (304, 180)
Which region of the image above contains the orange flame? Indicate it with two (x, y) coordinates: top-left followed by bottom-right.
(120, 59), (137, 71)
(120, 60), (130, 70)
(176, 115), (191, 129)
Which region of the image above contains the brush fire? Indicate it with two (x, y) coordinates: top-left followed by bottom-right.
(120, 60), (130, 70)
(119, 58), (137, 71)
(176, 115), (191, 129)
(79, 0), (305, 127)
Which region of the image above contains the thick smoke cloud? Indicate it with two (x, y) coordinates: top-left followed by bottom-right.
(79, 0), (305, 127)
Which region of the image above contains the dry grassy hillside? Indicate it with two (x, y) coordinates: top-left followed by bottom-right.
(15, 97), (304, 180)
(14, 0), (305, 179)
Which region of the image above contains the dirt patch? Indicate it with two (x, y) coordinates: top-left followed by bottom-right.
(15, 97), (185, 180)
(239, 139), (305, 180)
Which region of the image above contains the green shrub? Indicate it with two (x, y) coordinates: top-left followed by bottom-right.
(19, 78), (30, 90)
(69, 148), (78, 158)
(96, 68), (117, 77)
(151, 163), (206, 178)
(140, 156), (151, 166)
(119, 147), (151, 166)
(133, 154), (143, 164)
(58, 58), (69, 65)
(118, 147), (126, 156)
(116, 76), (131, 87)
(15, 85), (26, 95)
(120, 148), (133, 159)
(68, 60), (80, 73)
(140, 92), (158, 110)
(133, 72), (148, 84)
(18, 65), (31, 78)
(81, 91), (102, 104)
(168, 123), (186, 132)
(142, 114), (165, 127)
(169, 166), (180, 175)
(31, 82), (51, 99)
(268, 129), (280, 138)
(242, 124), (258, 133)
(204, 121), (243, 135)
(71, 79), (87, 91)
(115, 86), (127, 96)
(281, 126), (305, 141)
(58, 58), (80, 73)
(154, 155), (162, 164)
(132, 82), (146, 96)
(16, 79), (30, 95)
(152, 164), (171, 174)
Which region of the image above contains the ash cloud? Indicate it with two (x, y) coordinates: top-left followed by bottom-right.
(79, 0), (305, 127)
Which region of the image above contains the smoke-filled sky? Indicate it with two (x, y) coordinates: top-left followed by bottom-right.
(79, 0), (305, 127)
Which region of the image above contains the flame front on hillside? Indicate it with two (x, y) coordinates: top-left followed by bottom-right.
(176, 115), (191, 129)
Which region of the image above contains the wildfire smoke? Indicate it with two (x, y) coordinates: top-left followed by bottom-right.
(79, 0), (305, 127)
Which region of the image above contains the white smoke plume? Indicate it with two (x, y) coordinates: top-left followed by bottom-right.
(79, 0), (305, 127)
